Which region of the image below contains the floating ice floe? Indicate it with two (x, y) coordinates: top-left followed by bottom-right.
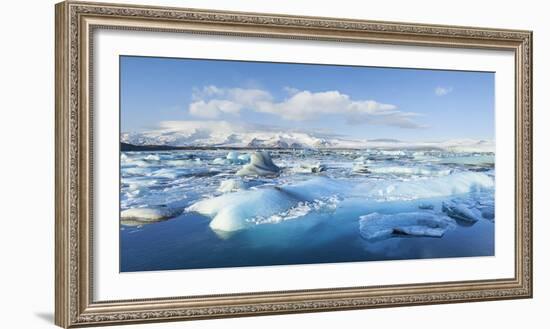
(144, 154), (161, 161)
(236, 151), (281, 177)
(123, 167), (152, 176)
(368, 166), (452, 177)
(292, 162), (326, 174)
(353, 171), (494, 201)
(359, 212), (453, 241)
(442, 200), (483, 224)
(213, 152), (251, 165)
(475, 195), (495, 221)
(418, 203), (435, 210)
(227, 151), (251, 164)
(212, 157), (229, 165)
(152, 167), (218, 179)
(217, 179), (249, 193)
(164, 159), (197, 167)
(353, 156), (373, 164)
(352, 162), (370, 174)
(441, 154), (494, 166)
(187, 177), (343, 232)
(120, 206), (182, 226)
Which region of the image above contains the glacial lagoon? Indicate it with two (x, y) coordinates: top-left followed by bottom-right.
(120, 148), (495, 272)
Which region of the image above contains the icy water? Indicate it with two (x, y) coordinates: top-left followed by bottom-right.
(120, 149), (495, 272)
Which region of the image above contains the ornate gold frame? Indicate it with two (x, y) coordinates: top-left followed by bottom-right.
(55, 1), (533, 327)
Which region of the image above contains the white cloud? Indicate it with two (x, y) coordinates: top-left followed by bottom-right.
(189, 100), (242, 118)
(189, 86), (272, 118)
(188, 86), (426, 129)
(435, 86), (453, 96)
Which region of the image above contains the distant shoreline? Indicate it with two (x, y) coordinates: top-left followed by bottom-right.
(120, 142), (364, 152)
(120, 142), (494, 153)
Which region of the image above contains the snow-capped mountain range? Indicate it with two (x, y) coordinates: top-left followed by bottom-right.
(121, 121), (494, 153)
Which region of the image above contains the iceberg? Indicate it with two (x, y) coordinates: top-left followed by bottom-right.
(368, 166), (452, 177)
(238, 153), (251, 163)
(226, 151), (240, 162)
(352, 162), (370, 174)
(353, 171), (494, 201)
(120, 206), (182, 226)
(292, 162), (327, 174)
(189, 188), (297, 232)
(212, 157), (230, 165)
(217, 179), (249, 193)
(187, 177), (344, 232)
(442, 200), (482, 224)
(144, 154), (161, 161)
(212, 151), (252, 166)
(236, 151), (281, 177)
(359, 212), (452, 241)
(378, 150), (407, 156)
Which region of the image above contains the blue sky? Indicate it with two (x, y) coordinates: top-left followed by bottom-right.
(120, 56), (494, 141)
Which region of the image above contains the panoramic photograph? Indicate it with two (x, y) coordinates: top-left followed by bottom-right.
(119, 56), (495, 272)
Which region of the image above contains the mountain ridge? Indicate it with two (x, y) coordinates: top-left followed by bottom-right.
(121, 130), (494, 153)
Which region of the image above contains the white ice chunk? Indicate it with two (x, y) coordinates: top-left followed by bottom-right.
(151, 168), (180, 179)
(368, 166), (452, 176)
(237, 153), (251, 163)
(354, 172), (493, 201)
(144, 154), (161, 161)
(217, 179), (249, 193)
(352, 162), (370, 174)
(442, 200), (482, 223)
(188, 177), (343, 232)
(120, 206), (181, 223)
(236, 151), (281, 177)
(292, 162), (326, 174)
(222, 151), (250, 164)
(378, 150), (406, 156)
(212, 157), (230, 165)
(226, 151), (240, 162)
(359, 212), (451, 241)
(190, 188), (298, 232)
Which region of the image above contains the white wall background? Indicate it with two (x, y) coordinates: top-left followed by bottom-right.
(0, 0), (546, 328)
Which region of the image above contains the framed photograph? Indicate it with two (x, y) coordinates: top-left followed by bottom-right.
(55, 1), (532, 327)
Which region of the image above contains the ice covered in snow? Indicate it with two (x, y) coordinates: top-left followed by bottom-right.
(187, 177), (344, 232)
(187, 170), (493, 233)
(353, 171), (494, 201)
(121, 206), (182, 225)
(217, 179), (249, 193)
(189, 188), (297, 232)
(368, 166), (452, 177)
(119, 148), (495, 238)
(236, 151), (281, 177)
(359, 212), (452, 241)
(292, 162), (326, 174)
(144, 154), (161, 161)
